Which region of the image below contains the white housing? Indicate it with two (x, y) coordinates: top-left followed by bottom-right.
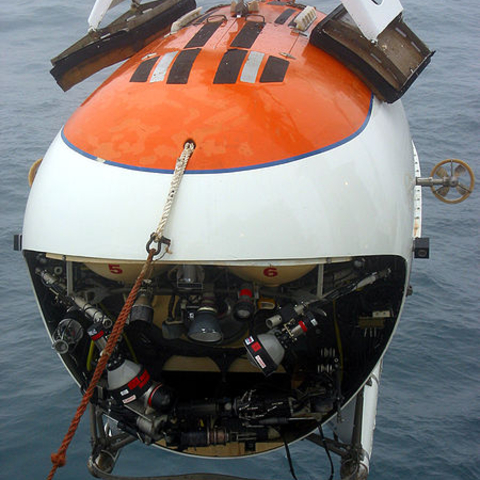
(341, 0), (403, 40)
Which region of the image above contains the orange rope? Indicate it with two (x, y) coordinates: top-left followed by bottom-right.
(47, 249), (156, 480)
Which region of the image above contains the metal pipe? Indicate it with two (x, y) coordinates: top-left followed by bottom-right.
(37, 269), (113, 326)
(416, 176), (459, 187)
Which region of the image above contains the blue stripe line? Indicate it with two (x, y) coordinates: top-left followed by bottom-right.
(61, 129), (97, 160)
(62, 94), (374, 174)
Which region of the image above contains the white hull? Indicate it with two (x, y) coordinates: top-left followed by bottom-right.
(23, 99), (416, 264)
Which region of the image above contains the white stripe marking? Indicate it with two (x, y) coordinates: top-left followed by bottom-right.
(151, 51), (179, 82)
(240, 51), (264, 84)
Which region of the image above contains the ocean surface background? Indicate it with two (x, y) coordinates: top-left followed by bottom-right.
(1, 0), (478, 479)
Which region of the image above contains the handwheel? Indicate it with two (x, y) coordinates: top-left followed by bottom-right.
(430, 159), (475, 204)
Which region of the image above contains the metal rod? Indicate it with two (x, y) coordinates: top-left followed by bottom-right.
(416, 176), (459, 187)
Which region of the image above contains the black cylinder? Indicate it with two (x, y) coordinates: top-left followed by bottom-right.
(147, 384), (174, 412)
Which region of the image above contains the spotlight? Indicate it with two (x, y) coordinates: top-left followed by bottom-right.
(244, 306), (320, 376)
(187, 292), (223, 343)
(130, 285), (154, 324)
(233, 285), (255, 320)
(52, 316), (84, 354)
(244, 333), (285, 376)
(176, 265), (204, 290)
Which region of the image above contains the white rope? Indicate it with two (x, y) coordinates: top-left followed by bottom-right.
(151, 141), (195, 251)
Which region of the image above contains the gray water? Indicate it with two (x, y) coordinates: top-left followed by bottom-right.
(1, 1), (478, 479)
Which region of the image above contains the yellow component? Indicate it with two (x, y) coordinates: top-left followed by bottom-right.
(28, 158), (43, 186)
(228, 264), (316, 287)
(84, 261), (168, 283)
(86, 333), (137, 372)
(44, 254), (168, 284)
(152, 295), (171, 328)
(358, 317), (386, 329)
(257, 297), (276, 310)
(155, 438), (282, 457)
(86, 340), (96, 372)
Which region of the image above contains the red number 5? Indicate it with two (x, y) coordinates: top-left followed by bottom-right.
(108, 264), (123, 274)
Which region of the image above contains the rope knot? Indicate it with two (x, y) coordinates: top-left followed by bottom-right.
(51, 452), (66, 467)
(99, 349), (111, 358)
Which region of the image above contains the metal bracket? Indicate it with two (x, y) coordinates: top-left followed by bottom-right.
(414, 237), (430, 259)
(13, 234), (22, 251)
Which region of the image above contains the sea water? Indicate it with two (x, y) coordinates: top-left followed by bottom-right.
(1, 0), (478, 478)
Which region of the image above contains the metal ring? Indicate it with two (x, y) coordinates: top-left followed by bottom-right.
(246, 14), (266, 24)
(146, 233), (162, 256)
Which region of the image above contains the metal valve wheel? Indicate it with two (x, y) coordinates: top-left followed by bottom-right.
(430, 159), (475, 204)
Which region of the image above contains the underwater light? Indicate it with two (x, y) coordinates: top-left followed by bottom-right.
(244, 307), (320, 376)
(52, 316), (84, 354)
(233, 285), (255, 320)
(187, 291), (223, 343)
(187, 308), (223, 343)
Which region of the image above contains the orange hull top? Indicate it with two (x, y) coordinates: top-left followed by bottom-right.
(63, 2), (372, 173)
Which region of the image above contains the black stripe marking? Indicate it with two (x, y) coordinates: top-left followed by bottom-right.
(167, 48), (201, 84)
(260, 56), (289, 83)
(214, 49), (248, 84)
(275, 8), (296, 25)
(130, 57), (159, 82)
(231, 21), (264, 49)
(185, 22), (222, 48)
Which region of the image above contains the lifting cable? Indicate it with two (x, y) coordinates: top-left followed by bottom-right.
(282, 424), (334, 480)
(47, 141), (195, 480)
(317, 424), (335, 480)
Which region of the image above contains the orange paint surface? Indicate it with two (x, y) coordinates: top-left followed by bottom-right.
(64, 3), (371, 172)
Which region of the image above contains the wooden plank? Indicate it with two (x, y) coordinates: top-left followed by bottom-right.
(50, 0), (197, 90)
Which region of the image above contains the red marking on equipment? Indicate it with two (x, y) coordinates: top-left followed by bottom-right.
(122, 395), (136, 404)
(128, 369), (150, 390)
(108, 264), (123, 274)
(263, 267), (278, 277)
(128, 376), (139, 390)
(91, 331), (104, 341)
(251, 341), (262, 352)
(148, 384), (163, 406)
(240, 288), (253, 297)
(255, 355), (266, 369)
(139, 369), (150, 387)
(298, 320), (308, 332)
